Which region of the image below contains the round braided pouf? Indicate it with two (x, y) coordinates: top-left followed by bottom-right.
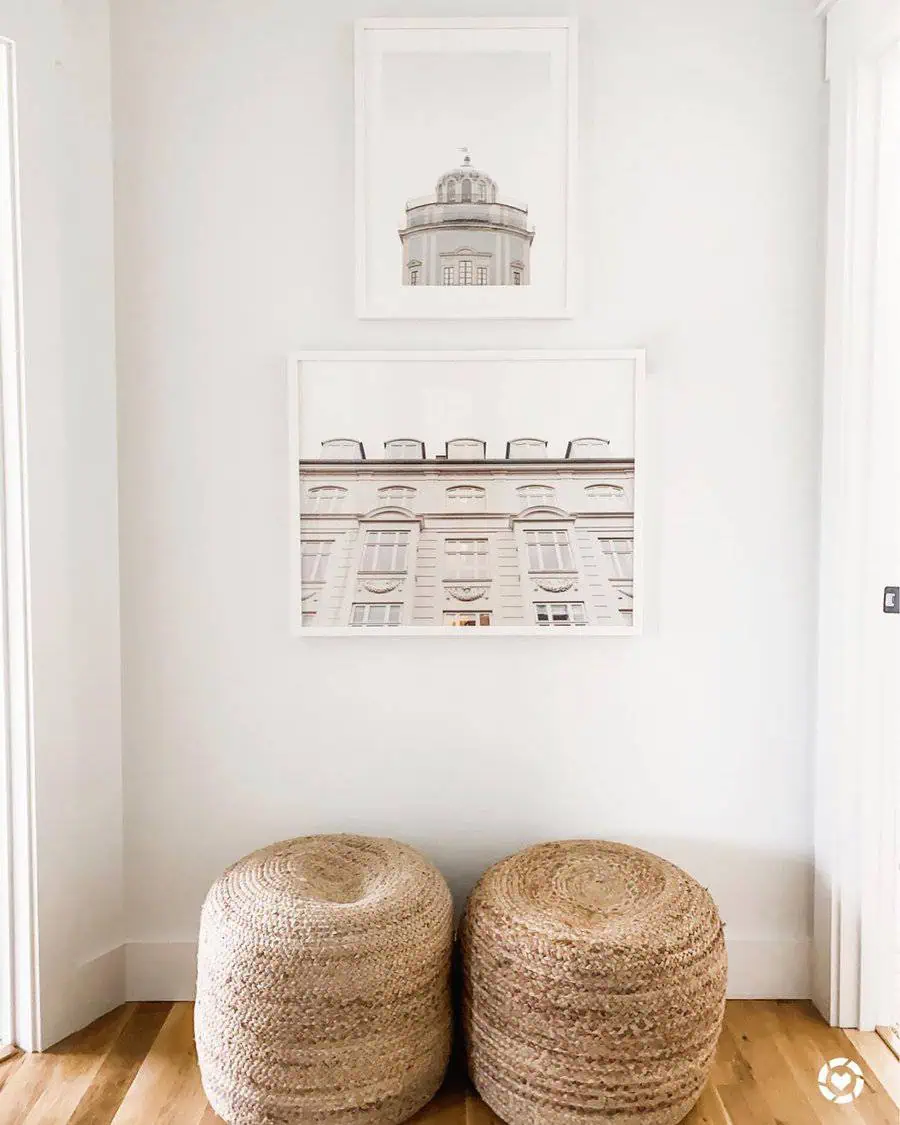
(461, 840), (727, 1125)
(196, 835), (454, 1125)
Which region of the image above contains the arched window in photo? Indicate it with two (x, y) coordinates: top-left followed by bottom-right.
(377, 486), (417, 508)
(459, 260), (473, 285)
(517, 484), (556, 506)
(446, 485), (486, 510)
(446, 438), (486, 460)
(320, 438), (364, 460)
(566, 437), (610, 459)
(305, 486), (347, 514)
(461, 179), (472, 202)
(585, 483), (625, 499)
(507, 438), (547, 459)
(384, 439), (424, 460)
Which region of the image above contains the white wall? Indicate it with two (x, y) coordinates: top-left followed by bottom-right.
(0, 0), (123, 1046)
(111, 0), (825, 1000)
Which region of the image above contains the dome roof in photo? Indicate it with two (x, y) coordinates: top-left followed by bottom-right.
(399, 151), (534, 287)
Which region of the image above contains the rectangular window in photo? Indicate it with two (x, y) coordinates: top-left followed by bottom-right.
(300, 540), (332, 583)
(600, 538), (634, 580)
(446, 538), (489, 580)
(445, 611), (492, 627)
(526, 530), (574, 572)
(535, 602), (587, 627)
(350, 603), (403, 627)
(360, 530), (409, 573)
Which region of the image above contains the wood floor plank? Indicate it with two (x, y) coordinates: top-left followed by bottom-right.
(725, 1000), (823, 1125)
(847, 1030), (900, 1108)
(67, 1002), (173, 1125)
(681, 1083), (732, 1125)
(771, 1001), (896, 1125)
(711, 1021), (750, 1088)
(109, 1003), (207, 1125)
(0, 1051), (25, 1097)
(9, 1006), (134, 1125)
(715, 1079), (773, 1125)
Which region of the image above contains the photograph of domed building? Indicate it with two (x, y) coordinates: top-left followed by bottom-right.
(355, 19), (577, 316)
(399, 153), (534, 287)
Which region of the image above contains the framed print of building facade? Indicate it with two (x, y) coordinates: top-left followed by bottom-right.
(354, 19), (578, 319)
(289, 351), (644, 635)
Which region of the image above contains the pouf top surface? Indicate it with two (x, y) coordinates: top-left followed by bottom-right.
(469, 839), (715, 943)
(204, 833), (449, 936)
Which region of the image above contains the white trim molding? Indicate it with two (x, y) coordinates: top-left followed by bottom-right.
(0, 37), (39, 1054)
(814, 0), (900, 1030)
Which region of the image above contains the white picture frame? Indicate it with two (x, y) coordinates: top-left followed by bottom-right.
(289, 350), (646, 636)
(354, 18), (578, 319)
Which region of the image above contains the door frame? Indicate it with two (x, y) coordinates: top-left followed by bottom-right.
(814, 0), (900, 1031)
(0, 37), (39, 1052)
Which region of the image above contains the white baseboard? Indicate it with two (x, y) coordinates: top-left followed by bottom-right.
(725, 938), (811, 1000)
(40, 944), (126, 1049)
(125, 936), (811, 1003)
(126, 941), (198, 1002)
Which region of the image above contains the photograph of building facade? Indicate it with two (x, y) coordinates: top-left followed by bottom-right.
(399, 154), (534, 287)
(299, 437), (634, 629)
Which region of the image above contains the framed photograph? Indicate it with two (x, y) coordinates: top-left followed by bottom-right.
(289, 351), (644, 636)
(354, 18), (578, 319)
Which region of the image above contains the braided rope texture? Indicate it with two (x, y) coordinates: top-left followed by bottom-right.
(461, 840), (727, 1125)
(196, 835), (454, 1125)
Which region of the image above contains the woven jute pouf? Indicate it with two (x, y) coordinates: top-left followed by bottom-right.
(196, 834), (454, 1125)
(461, 840), (727, 1125)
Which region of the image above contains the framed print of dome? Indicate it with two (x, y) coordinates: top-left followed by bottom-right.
(354, 18), (578, 319)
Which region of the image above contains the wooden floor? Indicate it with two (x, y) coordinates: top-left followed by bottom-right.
(0, 1001), (895, 1124)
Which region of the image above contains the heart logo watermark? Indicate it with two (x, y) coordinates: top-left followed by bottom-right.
(818, 1058), (864, 1103)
